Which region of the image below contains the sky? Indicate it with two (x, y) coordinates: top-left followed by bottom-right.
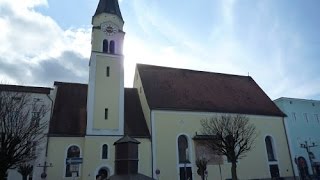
(0, 0), (320, 100)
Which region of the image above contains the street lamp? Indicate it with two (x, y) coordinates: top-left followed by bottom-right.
(37, 161), (53, 179)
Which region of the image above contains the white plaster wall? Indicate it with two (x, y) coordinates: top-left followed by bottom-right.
(274, 98), (320, 176)
(6, 91), (52, 180)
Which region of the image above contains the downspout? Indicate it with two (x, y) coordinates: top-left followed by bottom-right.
(150, 110), (154, 179)
(282, 116), (296, 179)
(43, 93), (54, 176)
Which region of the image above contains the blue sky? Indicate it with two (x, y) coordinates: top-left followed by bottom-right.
(0, 0), (319, 100)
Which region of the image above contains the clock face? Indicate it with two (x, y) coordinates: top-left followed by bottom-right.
(101, 23), (118, 36)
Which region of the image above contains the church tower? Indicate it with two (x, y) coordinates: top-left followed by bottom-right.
(87, 0), (125, 135)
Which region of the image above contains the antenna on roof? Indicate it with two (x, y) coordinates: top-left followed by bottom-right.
(247, 72), (250, 76)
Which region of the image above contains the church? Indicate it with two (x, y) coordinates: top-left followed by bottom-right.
(41, 0), (295, 179)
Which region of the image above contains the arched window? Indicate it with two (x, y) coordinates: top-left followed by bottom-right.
(177, 135), (192, 180)
(65, 145), (81, 177)
(297, 156), (309, 177)
(265, 136), (276, 161)
(109, 41), (115, 54)
(178, 135), (189, 163)
(103, 39), (108, 53)
(102, 144), (108, 159)
(97, 167), (109, 179)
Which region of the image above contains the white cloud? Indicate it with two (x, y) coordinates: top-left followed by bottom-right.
(0, 0), (91, 86)
(0, 0), (319, 100)
(0, 0), (48, 10)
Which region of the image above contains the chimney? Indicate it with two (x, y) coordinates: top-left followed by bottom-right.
(113, 135), (140, 175)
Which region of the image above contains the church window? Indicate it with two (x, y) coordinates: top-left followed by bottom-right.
(102, 144), (108, 159)
(105, 108), (108, 120)
(179, 167), (192, 180)
(97, 168), (109, 179)
(31, 111), (40, 127)
(106, 66), (110, 77)
(177, 135), (192, 180)
(292, 112), (297, 122)
(110, 41), (115, 54)
(30, 141), (37, 157)
(103, 40), (108, 53)
(315, 114), (319, 123)
(269, 164), (280, 178)
(304, 113), (309, 123)
(178, 135), (190, 163)
(265, 136), (276, 162)
(12, 96), (22, 101)
(65, 145), (81, 177)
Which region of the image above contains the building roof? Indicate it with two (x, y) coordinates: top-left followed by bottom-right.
(137, 64), (285, 117)
(124, 88), (150, 137)
(0, 84), (51, 94)
(114, 135), (140, 145)
(49, 82), (150, 137)
(94, 0), (123, 21)
(49, 82), (88, 137)
(274, 97), (320, 103)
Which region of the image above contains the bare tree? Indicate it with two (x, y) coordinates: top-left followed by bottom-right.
(0, 91), (49, 180)
(200, 114), (257, 180)
(196, 158), (208, 180)
(17, 164), (33, 180)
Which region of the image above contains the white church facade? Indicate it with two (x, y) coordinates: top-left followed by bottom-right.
(44, 0), (294, 179)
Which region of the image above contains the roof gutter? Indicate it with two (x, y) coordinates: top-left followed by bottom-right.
(150, 110), (154, 179)
(282, 116), (296, 179)
(45, 93), (54, 156)
(152, 107), (286, 117)
(42, 93), (54, 176)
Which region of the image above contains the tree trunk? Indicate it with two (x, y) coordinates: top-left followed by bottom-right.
(22, 175), (28, 180)
(0, 168), (7, 180)
(201, 174), (205, 180)
(231, 162), (238, 180)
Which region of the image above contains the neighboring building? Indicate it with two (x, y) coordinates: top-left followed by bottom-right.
(274, 97), (320, 178)
(0, 85), (52, 180)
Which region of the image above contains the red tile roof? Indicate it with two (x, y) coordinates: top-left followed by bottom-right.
(137, 64), (285, 117)
(0, 84), (51, 94)
(49, 82), (87, 136)
(124, 88), (150, 137)
(49, 82), (150, 137)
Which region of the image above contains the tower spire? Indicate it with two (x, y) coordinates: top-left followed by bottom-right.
(94, 0), (123, 21)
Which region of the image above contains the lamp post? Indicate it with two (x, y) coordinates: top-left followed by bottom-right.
(300, 141), (317, 176)
(37, 161), (53, 179)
